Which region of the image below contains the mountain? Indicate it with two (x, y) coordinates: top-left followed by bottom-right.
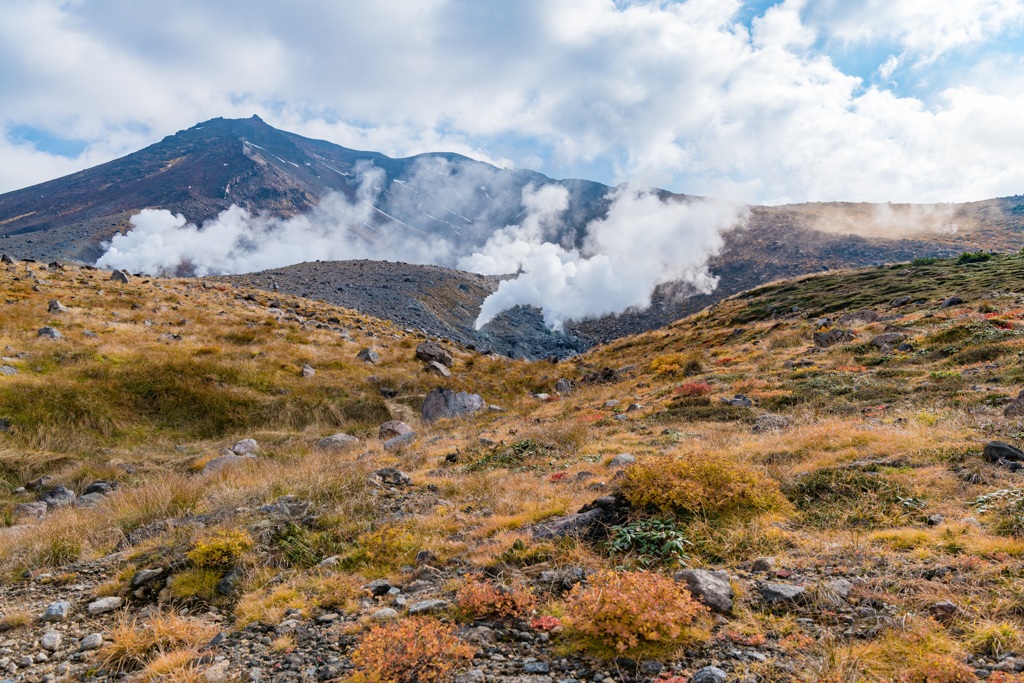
(2, 116), (1024, 358)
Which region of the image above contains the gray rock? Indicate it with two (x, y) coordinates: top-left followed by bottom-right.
(110, 270), (130, 283)
(74, 493), (106, 508)
(379, 420), (414, 440)
(40, 602), (71, 622)
(40, 631), (62, 652)
(0, 253), (12, 264)
(131, 568), (165, 587)
(79, 634), (103, 651)
(0, 365), (17, 376)
(415, 341), (454, 368)
(751, 557), (774, 572)
(371, 608), (399, 622)
(891, 295), (912, 307)
(202, 454), (255, 475)
(13, 502), (47, 521)
(825, 579), (853, 600)
(722, 394), (753, 408)
(455, 670), (486, 683)
(607, 453), (636, 468)
(929, 600), (959, 621)
(674, 569), (734, 614)
(316, 433), (359, 450)
(374, 467), (412, 487)
(424, 360), (452, 377)
(813, 328), (853, 348)
(87, 596), (123, 615)
(604, 399), (620, 408)
(383, 431), (418, 452)
(692, 666), (728, 683)
(984, 441), (1024, 462)
(83, 481), (114, 495)
(555, 378), (573, 395)
(366, 579), (392, 596)
(532, 496), (627, 541)
(939, 296), (963, 309)
(871, 333), (907, 348)
(523, 662), (550, 674)
(838, 310), (879, 324)
(421, 388), (485, 422)
(759, 583), (805, 604)
(356, 348), (379, 364)
(407, 599), (449, 615)
(38, 486), (75, 507)
(318, 556), (340, 568)
(276, 619), (301, 634)
(231, 438), (259, 455)
(752, 414), (790, 433)
(301, 364), (316, 378)
(927, 514), (945, 526)
(47, 300), (68, 314)
(37, 326), (64, 340)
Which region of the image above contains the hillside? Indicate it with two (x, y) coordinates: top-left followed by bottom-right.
(6, 253), (1024, 681)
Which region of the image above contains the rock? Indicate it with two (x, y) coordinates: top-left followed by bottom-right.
(939, 296), (963, 309)
(555, 378), (573, 395)
(416, 341), (454, 368)
(216, 569), (242, 597)
(927, 514), (945, 526)
(13, 502), (47, 521)
(424, 360), (452, 377)
(74, 493), (106, 508)
(674, 569), (734, 614)
(383, 432), (418, 452)
(532, 496), (628, 541)
(759, 583), (805, 604)
(316, 433), (359, 450)
(374, 467), (412, 487)
(371, 608), (399, 622)
(202, 454), (255, 475)
(692, 666), (728, 683)
(204, 661), (231, 683)
(752, 557), (774, 572)
(87, 596), (123, 615)
(0, 417), (10, 432)
(604, 399), (620, 408)
(276, 619), (301, 634)
(408, 599), (449, 615)
(37, 326), (64, 340)
(421, 388), (485, 422)
(131, 568), (165, 587)
(722, 394), (753, 408)
(47, 300), (68, 314)
(356, 348), (380, 364)
(1004, 401), (1024, 417)
(110, 270), (130, 283)
(301, 364), (316, 378)
(79, 634), (103, 651)
(838, 310), (879, 324)
(523, 662), (550, 674)
(366, 579), (392, 596)
(379, 420), (414, 440)
(26, 476), (51, 491)
(82, 481), (114, 495)
(813, 329), (853, 348)
(455, 670), (486, 683)
(40, 631), (62, 652)
(607, 453), (636, 468)
(38, 486), (75, 507)
(929, 600), (959, 621)
(231, 438), (259, 455)
(825, 579), (853, 600)
(40, 602), (71, 622)
(0, 365), (17, 376)
(752, 414), (790, 433)
(0, 254), (12, 264)
(871, 333), (907, 348)
(318, 556), (340, 568)
(984, 441), (1024, 463)
(891, 295), (912, 307)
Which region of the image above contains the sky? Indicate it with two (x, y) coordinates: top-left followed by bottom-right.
(2, 0), (1024, 205)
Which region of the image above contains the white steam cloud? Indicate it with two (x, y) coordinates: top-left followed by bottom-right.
(97, 161), (748, 329)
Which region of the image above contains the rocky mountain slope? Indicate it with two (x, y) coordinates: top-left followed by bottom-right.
(6, 254), (1024, 681)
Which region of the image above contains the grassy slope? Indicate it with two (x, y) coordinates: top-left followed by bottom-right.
(5, 255), (1024, 679)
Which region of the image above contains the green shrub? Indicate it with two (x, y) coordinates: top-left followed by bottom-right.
(187, 530), (253, 569)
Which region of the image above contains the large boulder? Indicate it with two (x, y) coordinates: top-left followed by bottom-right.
(813, 329), (853, 348)
(415, 341), (454, 368)
(674, 569), (734, 614)
(38, 486), (76, 507)
(984, 441), (1024, 463)
(421, 388), (485, 422)
(317, 433), (359, 450)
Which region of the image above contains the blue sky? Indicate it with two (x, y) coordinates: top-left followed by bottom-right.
(1, 0), (1023, 204)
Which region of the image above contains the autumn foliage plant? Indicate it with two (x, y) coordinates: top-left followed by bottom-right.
(347, 617), (475, 683)
(454, 574), (536, 621)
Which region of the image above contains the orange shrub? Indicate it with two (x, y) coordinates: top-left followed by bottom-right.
(896, 656), (977, 683)
(563, 570), (709, 655)
(348, 617), (474, 683)
(674, 382), (713, 397)
(454, 576), (536, 621)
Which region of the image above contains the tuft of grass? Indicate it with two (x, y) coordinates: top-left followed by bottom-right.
(98, 611), (217, 673)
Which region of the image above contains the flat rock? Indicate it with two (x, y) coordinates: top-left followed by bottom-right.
(424, 360), (452, 377)
(47, 299), (69, 313)
(379, 420), (414, 440)
(939, 296), (963, 309)
(202, 454), (255, 475)
(38, 486), (75, 507)
(408, 599), (449, 615)
(231, 438), (259, 455)
(13, 502), (47, 521)
(74, 492), (107, 508)
(692, 666), (728, 683)
(373, 467), (412, 487)
(813, 328), (853, 348)
(356, 348), (379, 364)
(37, 326), (64, 340)
(984, 441), (1024, 463)
(301, 364), (316, 377)
(759, 582), (805, 604)
(316, 433), (359, 450)
(383, 431), (418, 452)
(79, 633), (103, 651)
(871, 333), (907, 348)
(371, 608), (399, 622)
(87, 596), (123, 615)
(607, 453), (636, 468)
(40, 631), (62, 652)
(40, 601), (71, 622)
(421, 388), (485, 422)
(415, 341), (454, 367)
(0, 365), (17, 376)
(674, 569), (734, 614)
(132, 568), (166, 587)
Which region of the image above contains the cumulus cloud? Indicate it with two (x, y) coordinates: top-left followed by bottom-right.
(2, 1), (1024, 204)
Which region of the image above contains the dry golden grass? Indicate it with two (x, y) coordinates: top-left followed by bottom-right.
(98, 611), (217, 673)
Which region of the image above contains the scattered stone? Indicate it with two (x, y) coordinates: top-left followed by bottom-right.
(383, 431), (418, 452)
(604, 399), (620, 408)
(824, 579), (853, 600)
(40, 631), (62, 652)
(356, 348), (379, 364)
(379, 420), (414, 440)
(13, 502), (47, 521)
(523, 662), (550, 674)
(984, 441), (1024, 463)
(424, 360), (452, 377)
(301, 364), (316, 378)
(37, 326), (64, 340)
(83, 481), (114, 495)
(416, 341), (454, 367)
(455, 670), (486, 683)
(316, 433), (359, 450)
(752, 557), (774, 572)
(891, 295), (912, 307)
(939, 296), (963, 309)
(374, 467), (412, 487)
(37, 486), (75, 507)
(371, 608), (399, 622)
(0, 254), (12, 264)
(79, 634), (103, 651)
(40, 602), (71, 622)
(132, 568), (165, 587)
(204, 661), (231, 683)
(674, 569), (734, 614)
(759, 583), (805, 604)
(927, 514), (945, 526)
(421, 388), (485, 422)
(276, 619), (301, 634)
(110, 270), (130, 283)
(607, 453), (636, 468)
(722, 394), (753, 408)
(74, 492), (106, 508)
(813, 328), (853, 348)
(871, 333), (907, 349)
(838, 310), (879, 324)
(202, 454), (255, 475)
(692, 666), (728, 683)
(407, 599), (449, 615)
(231, 438), (259, 455)
(87, 596), (123, 615)
(47, 299), (68, 313)
(532, 496), (628, 541)
(0, 365), (17, 376)
(752, 413), (790, 433)
(366, 579), (392, 596)
(555, 378), (573, 395)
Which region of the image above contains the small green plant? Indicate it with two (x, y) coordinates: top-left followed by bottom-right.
(606, 518), (692, 567)
(957, 250), (992, 265)
(911, 256), (939, 266)
(186, 529), (253, 569)
(467, 439), (553, 472)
